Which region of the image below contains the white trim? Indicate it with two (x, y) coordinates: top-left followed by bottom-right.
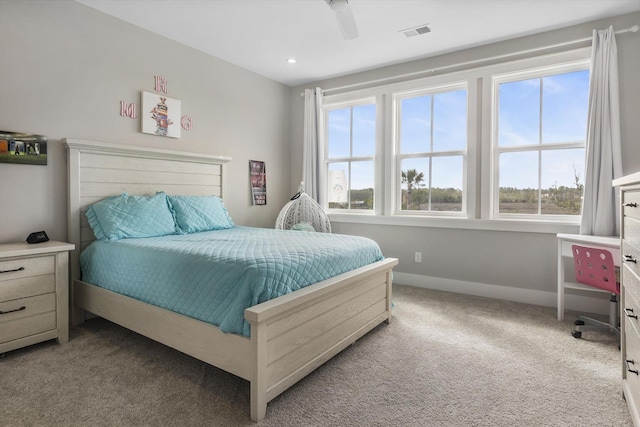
(375, 93), (385, 215)
(64, 138), (231, 164)
(394, 272), (610, 315)
(329, 212), (580, 234)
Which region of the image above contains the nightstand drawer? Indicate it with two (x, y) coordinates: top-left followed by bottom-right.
(0, 255), (54, 281)
(0, 274), (55, 302)
(0, 293), (56, 343)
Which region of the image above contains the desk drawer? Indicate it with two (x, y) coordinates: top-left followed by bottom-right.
(0, 293), (56, 343)
(623, 191), (640, 220)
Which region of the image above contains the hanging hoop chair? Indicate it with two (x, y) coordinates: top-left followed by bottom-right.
(275, 185), (331, 233)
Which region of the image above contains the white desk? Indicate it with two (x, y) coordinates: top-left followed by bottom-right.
(557, 233), (620, 321)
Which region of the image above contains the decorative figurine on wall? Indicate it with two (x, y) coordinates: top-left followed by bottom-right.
(150, 96), (173, 136)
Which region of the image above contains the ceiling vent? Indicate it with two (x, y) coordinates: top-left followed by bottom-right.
(401, 24), (431, 38)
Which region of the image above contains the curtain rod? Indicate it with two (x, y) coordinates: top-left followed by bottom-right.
(311, 24), (638, 96)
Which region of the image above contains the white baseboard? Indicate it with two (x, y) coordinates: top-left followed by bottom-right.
(393, 272), (611, 317)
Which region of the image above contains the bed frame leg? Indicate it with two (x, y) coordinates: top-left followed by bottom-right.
(70, 281), (86, 326)
(384, 270), (393, 325)
(250, 319), (268, 422)
(250, 382), (267, 422)
(70, 307), (85, 326)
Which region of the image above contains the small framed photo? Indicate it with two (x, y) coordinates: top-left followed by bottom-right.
(0, 131), (47, 166)
(141, 91), (181, 138)
(249, 160), (267, 205)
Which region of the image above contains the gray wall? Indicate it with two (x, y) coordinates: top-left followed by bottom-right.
(289, 12), (640, 308)
(0, 0), (291, 244)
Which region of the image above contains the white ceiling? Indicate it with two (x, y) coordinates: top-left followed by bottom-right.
(76, 0), (640, 87)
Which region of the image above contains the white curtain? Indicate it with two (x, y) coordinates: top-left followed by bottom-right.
(302, 87), (324, 202)
(580, 26), (623, 237)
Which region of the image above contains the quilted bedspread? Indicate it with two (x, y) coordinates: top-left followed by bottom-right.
(80, 226), (384, 336)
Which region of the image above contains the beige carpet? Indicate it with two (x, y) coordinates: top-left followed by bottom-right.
(0, 285), (632, 426)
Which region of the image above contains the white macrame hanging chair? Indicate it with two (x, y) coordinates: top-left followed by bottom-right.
(275, 183), (331, 233)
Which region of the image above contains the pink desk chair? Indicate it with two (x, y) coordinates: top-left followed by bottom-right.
(571, 244), (620, 339)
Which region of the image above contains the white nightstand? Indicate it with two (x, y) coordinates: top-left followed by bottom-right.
(0, 240), (75, 354)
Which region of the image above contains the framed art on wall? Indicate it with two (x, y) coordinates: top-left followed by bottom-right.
(141, 91), (181, 138)
(249, 160), (267, 205)
(0, 131), (47, 166)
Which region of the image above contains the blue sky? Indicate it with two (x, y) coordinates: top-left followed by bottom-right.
(498, 70), (589, 189)
(326, 68), (589, 194)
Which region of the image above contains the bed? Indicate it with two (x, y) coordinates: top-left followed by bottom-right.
(65, 138), (398, 422)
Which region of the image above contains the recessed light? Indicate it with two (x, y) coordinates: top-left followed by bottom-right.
(287, 58), (297, 64)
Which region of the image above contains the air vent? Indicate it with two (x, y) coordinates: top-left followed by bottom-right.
(401, 24), (431, 38)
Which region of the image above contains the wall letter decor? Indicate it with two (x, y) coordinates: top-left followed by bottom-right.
(120, 101), (137, 119)
(180, 116), (193, 131)
(154, 76), (168, 94)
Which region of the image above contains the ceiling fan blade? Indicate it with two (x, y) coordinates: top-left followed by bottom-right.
(327, 0), (358, 40)
(335, 6), (358, 40)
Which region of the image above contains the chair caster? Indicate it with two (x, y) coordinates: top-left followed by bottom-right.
(575, 320), (585, 326)
(572, 330), (582, 339)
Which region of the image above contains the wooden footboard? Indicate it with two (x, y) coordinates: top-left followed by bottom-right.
(245, 257), (397, 421)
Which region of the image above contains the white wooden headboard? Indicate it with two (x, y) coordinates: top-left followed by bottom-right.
(65, 138), (231, 287)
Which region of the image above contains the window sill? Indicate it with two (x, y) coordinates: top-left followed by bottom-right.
(327, 213), (580, 234)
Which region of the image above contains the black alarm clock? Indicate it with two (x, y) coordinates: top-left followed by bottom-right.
(26, 231), (49, 244)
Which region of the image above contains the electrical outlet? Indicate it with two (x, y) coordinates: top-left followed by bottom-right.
(414, 252), (422, 263)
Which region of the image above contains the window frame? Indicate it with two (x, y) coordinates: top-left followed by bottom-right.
(393, 81), (470, 217)
(321, 47), (591, 234)
(322, 95), (382, 215)
(482, 53), (592, 223)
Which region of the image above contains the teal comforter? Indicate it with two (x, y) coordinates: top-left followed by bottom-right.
(80, 226), (384, 336)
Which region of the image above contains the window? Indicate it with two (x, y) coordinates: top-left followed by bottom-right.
(325, 100), (376, 211)
(319, 48), (591, 232)
(492, 64), (590, 219)
(395, 84), (467, 214)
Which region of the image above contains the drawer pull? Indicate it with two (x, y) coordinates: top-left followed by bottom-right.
(624, 255), (638, 264)
(625, 308), (639, 319)
(626, 359), (639, 375)
(624, 202), (638, 208)
(0, 266), (25, 274)
(0, 306), (26, 315)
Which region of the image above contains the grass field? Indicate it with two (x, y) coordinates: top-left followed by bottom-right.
(0, 152), (47, 165)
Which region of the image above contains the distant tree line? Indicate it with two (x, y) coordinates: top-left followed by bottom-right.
(329, 167), (583, 215)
